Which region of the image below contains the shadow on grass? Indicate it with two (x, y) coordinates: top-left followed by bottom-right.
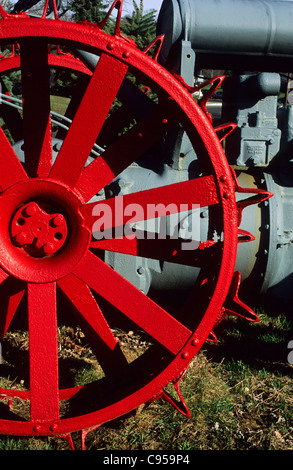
(204, 303), (293, 376)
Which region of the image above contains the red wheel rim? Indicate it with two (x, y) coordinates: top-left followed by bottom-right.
(0, 18), (238, 436)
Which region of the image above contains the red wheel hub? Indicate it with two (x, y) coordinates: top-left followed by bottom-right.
(11, 201), (68, 256)
(0, 179), (90, 283)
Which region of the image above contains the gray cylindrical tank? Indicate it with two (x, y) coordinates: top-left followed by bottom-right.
(157, 0), (293, 68)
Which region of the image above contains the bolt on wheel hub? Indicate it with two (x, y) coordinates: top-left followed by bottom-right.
(11, 201), (68, 257)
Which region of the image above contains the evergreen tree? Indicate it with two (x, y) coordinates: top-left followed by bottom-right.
(71, 0), (110, 24)
(120, 0), (157, 49)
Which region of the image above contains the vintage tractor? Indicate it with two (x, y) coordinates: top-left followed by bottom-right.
(0, 0), (291, 449)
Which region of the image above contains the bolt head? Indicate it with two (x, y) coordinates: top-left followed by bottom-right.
(107, 42), (115, 50)
(219, 175), (227, 183)
(42, 243), (55, 255)
(51, 214), (64, 227)
(181, 352), (189, 359)
(15, 232), (28, 245)
(24, 204), (37, 217)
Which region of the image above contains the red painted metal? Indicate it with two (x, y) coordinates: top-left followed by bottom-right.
(76, 102), (178, 200)
(28, 282), (59, 423)
(0, 50), (92, 76)
(0, 6), (255, 440)
(11, 202), (68, 256)
(85, 175), (219, 233)
(222, 271), (259, 322)
(148, 368), (191, 418)
(49, 53), (128, 188)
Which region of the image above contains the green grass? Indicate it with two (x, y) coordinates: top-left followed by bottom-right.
(0, 309), (292, 450)
(50, 95), (70, 116)
(0, 436), (53, 450)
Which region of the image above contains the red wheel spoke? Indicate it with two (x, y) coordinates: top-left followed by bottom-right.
(58, 274), (128, 374)
(57, 274), (117, 350)
(73, 251), (191, 355)
(0, 267), (9, 284)
(0, 283), (25, 341)
(49, 54), (128, 187)
(75, 103), (176, 202)
(20, 41), (52, 178)
(0, 127), (28, 191)
(82, 175), (219, 232)
(91, 236), (216, 267)
(27, 282), (59, 422)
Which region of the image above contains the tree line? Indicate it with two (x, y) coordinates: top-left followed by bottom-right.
(0, 0), (158, 97)
(70, 0), (157, 49)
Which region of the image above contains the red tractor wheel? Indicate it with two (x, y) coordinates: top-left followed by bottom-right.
(0, 8), (260, 444)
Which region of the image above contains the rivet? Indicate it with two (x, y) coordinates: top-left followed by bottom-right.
(24, 204), (37, 217)
(191, 339), (198, 346)
(50, 424), (58, 433)
(181, 352), (189, 359)
(15, 232), (27, 245)
(33, 425), (41, 433)
(122, 51), (130, 58)
(223, 191), (231, 199)
(107, 42), (115, 50)
(51, 214), (64, 227)
(42, 243), (55, 255)
(219, 175), (227, 183)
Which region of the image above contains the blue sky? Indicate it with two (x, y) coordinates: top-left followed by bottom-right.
(141, 0), (164, 12)
(124, 0), (164, 14)
(9, 0), (164, 16)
